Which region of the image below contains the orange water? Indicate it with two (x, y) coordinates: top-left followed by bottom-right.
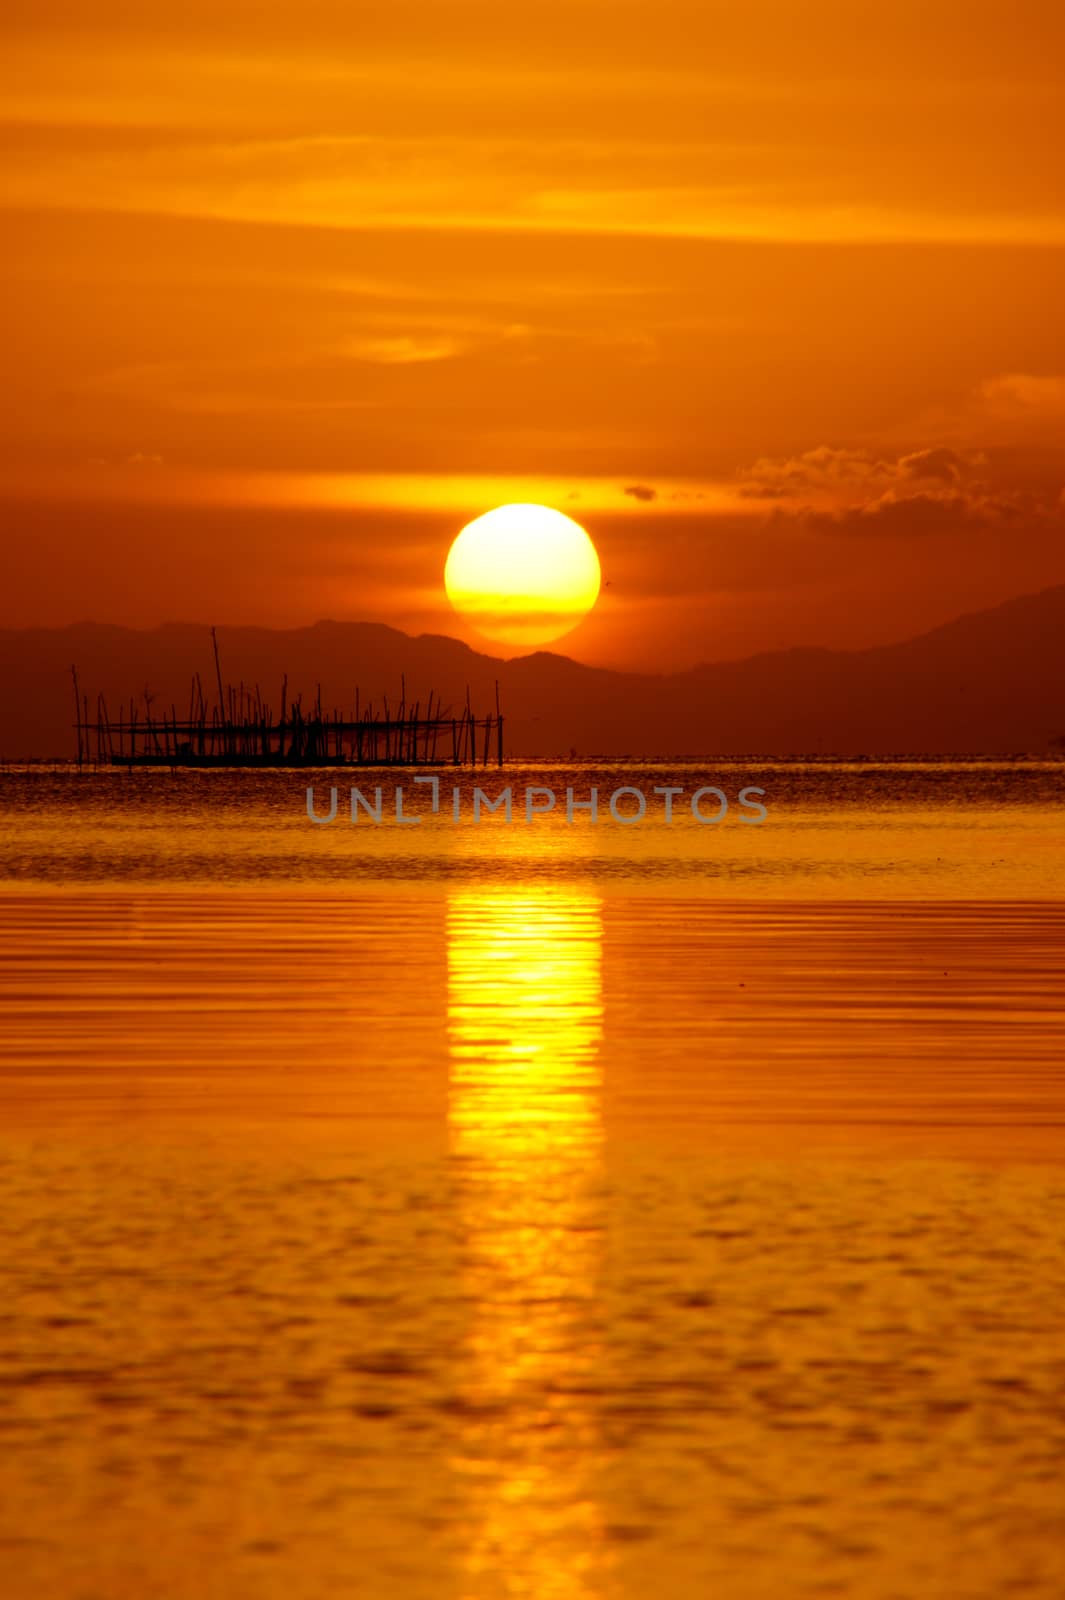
(1, 765), (1064, 1598)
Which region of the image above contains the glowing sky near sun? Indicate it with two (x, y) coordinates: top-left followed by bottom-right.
(2, 1), (1065, 665)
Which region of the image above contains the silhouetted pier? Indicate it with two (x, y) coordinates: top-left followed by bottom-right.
(71, 630), (504, 769)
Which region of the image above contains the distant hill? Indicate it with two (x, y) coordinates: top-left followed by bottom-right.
(2, 584), (1064, 759)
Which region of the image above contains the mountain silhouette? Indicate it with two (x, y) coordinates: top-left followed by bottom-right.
(2, 583), (1064, 759)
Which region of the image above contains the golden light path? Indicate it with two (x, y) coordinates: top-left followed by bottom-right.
(445, 504), (602, 648)
(447, 888), (606, 1598)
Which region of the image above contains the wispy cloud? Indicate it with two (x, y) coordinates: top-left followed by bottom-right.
(978, 373), (1065, 418)
(737, 445), (1060, 535)
(739, 447), (983, 502)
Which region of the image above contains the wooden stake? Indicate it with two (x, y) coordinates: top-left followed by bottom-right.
(71, 665), (83, 767)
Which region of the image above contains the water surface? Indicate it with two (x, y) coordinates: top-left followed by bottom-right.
(1, 764), (1064, 1598)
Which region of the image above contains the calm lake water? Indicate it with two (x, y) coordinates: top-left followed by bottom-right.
(1, 763), (1064, 1598)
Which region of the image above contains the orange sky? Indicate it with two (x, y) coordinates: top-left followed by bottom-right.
(3, 0), (1065, 666)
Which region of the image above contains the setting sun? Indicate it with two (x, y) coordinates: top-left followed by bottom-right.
(444, 504), (601, 649)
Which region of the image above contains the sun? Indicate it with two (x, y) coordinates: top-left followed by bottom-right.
(444, 504), (601, 648)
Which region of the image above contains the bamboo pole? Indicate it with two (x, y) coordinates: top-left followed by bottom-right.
(64, 671), (500, 770)
(71, 666), (83, 767)
(100, 695), (115, 763)
(211, 627), (225, 723)
(494, 678), (503, 767)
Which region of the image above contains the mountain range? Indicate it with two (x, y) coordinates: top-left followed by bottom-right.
(2, 584), (1064, 759)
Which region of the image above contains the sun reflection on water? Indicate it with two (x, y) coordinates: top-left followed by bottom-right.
(447, 889), (606, 1598)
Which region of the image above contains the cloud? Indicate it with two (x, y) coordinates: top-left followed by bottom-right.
(967, 375), (1065, 446)
(828, 490), (990, 535)
(909, 374), (1065, 451)
(623, 484), (657, 502)
(978, 374), (1065, 416)
(801, 485), (1049, 539)
(897, 447), (970, 484)
(739, 444), (1056, 537)
(739, 446), (984, 502)
(344, 334), (469, 365)
(87, 451), (164, 468)
(738, 447), (890, 499)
